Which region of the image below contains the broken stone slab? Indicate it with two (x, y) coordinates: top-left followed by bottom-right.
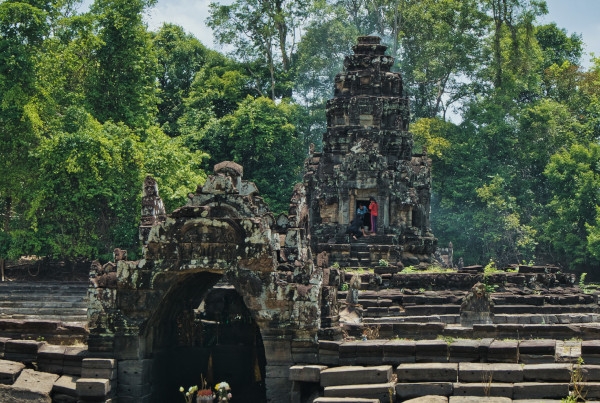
(0, 359), (25, 384)
(458, 363), (523, 383)
(518, 339), (556, 364)
(313, 398), (380, 403)
(581, 382), (600, 399)
(4, 339), (44, 363)
(555, 340), (581, 363)
(449, 398), (511, 403)
(37, 344), (66, 374)
(487, 340), (518, 363)
(289, 365), (327, 382)
(452, 382), (513, 398)
(395, 382), (453, 399)
(582, 365), (600, 381)
(323, 382), (395, 401)
(52, 374), (78, 397)
(396, 363), (458, 382)
(404, 396), (448, 403)
(383, 340), (416, 364)
(449, 340), (480, 363)
(320, 365), (392, 387)
(512, 382), (569, 399)
(13, 369), (59, 395)
(522, 363), (572, 382)
(76, 377), (111, 397)
(0, 384), (51, 402)
(415, 339), (448, 362)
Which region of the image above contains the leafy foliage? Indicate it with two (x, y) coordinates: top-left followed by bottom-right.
(194, 96), (305, 213)
(3, 0), (600, 276)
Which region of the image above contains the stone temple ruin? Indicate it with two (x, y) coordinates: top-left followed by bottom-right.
(305, 36), (436, 269)
(0, 36), (599, 403)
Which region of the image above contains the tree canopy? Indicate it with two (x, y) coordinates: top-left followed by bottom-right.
(2, 0), (600, 275)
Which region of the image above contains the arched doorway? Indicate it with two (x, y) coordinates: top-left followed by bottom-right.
(146, 272), (267, 402)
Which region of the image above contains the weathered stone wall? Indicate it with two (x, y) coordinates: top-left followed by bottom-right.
(87, 162), (325, 402)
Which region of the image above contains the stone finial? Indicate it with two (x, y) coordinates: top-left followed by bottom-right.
(212, 161), (244, 193)
(214, 161), (243, 178)
(113, 248), (127, 262)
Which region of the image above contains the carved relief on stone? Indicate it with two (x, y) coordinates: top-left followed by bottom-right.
(178, 220), (243, 263)
(318, 199), (338, 223)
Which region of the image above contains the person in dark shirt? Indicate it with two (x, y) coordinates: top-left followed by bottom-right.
(347, 214), (366, 240)
(356, 203), (368, 227)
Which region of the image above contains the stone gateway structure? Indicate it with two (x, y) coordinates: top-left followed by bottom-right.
(88, 161), (325, 402)
(85, 36), (435, 402)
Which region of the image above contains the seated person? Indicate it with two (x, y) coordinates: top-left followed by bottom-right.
(347, 215), (366, 240)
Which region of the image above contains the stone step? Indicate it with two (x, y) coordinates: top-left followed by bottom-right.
(324, 382), (395, 402)
(0, 301), (86, 309)
(0, 281), (88, 290)
(320, 365), (392, 387)
(0, 314), (87, 323)
(313, 398), (379, 403)
(0, 303), (87, 316)
(364, 313), (600, 326)
(364, 315), (459, 324)
(402, 294), (463, 305)
(403, 305), (461, 316)
(493, 305), (599, 314)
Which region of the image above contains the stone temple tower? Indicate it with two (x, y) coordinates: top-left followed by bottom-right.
(304, 36), (437, 268)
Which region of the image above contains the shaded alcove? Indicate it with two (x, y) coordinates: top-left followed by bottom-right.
(146, 271), (267, 402)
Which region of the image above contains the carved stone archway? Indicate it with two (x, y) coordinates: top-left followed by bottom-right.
(87, 162), (323, 402)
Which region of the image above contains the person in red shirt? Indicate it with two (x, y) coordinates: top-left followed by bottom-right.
(368, 197), (378, 235)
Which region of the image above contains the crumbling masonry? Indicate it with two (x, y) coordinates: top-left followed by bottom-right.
(85, 36), (436, 402)
(304, 36), (436, 268)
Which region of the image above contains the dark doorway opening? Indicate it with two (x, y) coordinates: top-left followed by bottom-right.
(355, 200), (371, 231)
(151, 275), (267, 402)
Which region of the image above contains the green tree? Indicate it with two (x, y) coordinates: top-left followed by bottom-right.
(141, 126), (208, 212)
(397, 0), (488, 119)
(0, 0), (49, 257)
(543, 143), (600, 268)
(177, 53), (255, 141)
(207, 0), (310, 99)
(24, 110), (143, 260)
(475, 175), (537, 266)
(195, 96), (305, 212)
(153, 23), (210, 137)
(87, 0), (158, 129)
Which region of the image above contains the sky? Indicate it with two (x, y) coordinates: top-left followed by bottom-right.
(139, 0), (600, 68)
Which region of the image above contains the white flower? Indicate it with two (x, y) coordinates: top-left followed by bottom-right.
(179, 387), (184, 392)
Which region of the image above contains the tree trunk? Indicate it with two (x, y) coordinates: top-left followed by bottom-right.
(1, 195), (11, 282)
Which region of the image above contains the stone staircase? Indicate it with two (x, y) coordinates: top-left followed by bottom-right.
(0, 281), (88, 322)
(336, 270), (599, 339)
(292, 358), (600, 402)
(0, 281), (89, 344)
(302, 266), (600, 402)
